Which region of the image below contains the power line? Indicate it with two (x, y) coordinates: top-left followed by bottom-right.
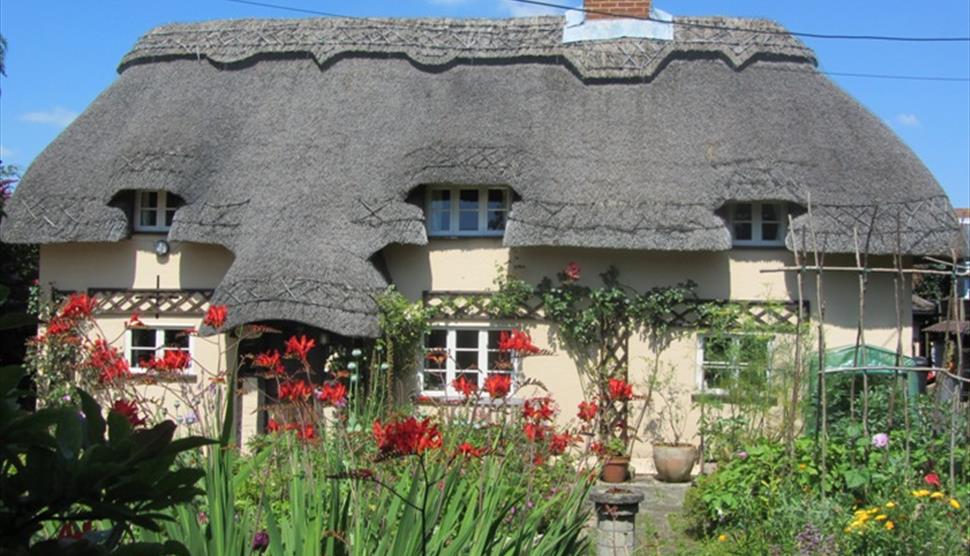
(223, 0), (353, 18)
(509, 0), (970, 43)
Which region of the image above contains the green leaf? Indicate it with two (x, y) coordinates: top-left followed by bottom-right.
(56, 410), (83, 459)
(78, 389), (106, 445)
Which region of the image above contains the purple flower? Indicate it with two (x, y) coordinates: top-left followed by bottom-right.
(871, 433), (889, 449)
(252, 530), (269, 552)
(736, 451), (748, 460)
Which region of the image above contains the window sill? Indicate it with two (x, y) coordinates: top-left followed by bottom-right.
(414, 395), (523, 407)
(127, 371), (197, 384)
(427, 234), (504, 240)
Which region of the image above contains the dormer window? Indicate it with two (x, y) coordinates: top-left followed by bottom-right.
(134, 191), (180, 232)
(730, 202), (786, 246)
(426, 186), (510, 237)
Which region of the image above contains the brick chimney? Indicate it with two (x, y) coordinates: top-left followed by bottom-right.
(584, 1), (652, 20)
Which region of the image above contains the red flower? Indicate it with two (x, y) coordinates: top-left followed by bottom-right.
(498, 330), (540, 356)
(144, 350), (191, 372)
(457, 442), (486, 458)
(203, 304), (228, 329)
(45, 316), (74, 336)
(127, 312), (144, 328)
(279, 379), (313, 402)
(296, 423), (316, 442)
(267, 418), (282, 433)
(252, 350), (284, 375)
(59, 293), (97, 319)
(112, 399), (146, 427)
(316, 382), (347, 406)
(58, 520), (94, 540)
(523, 422), (546, 442)
(483, 374), (512, 399)
(607, 378), (634, 401)
(550, 432), (573, 455)
(372, 416), (442, 457)
(523, 397), (556, 422)
(90, 339), (130, 383)
(590, 442), (605, 455)
(563, 261), (581, 282)
(577, 401), (598, 422)
(924, 472), (941, 488)
(285, 335), (316, 361)
(451, 376), (477, 398)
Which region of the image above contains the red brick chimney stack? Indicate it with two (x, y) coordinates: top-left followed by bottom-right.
(584, 1), (652, 20)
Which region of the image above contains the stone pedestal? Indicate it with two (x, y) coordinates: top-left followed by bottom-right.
(590, 488), (645, 556)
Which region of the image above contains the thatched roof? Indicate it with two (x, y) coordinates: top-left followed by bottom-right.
(1, 16), (962, 336)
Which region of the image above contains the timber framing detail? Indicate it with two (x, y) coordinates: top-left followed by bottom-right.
(52, 288), (214, 316)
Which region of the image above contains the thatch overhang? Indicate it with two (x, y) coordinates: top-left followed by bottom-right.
(1, 16), (962, 337)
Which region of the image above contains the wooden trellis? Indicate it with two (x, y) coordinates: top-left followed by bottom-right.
(53, 288), (213, 316)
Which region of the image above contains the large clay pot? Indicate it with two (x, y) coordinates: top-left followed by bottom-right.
(653, 443), (697, 483)
(601, 455), (631, 483)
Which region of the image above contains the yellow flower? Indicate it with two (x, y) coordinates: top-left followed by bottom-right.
(798, 463), (807, 471)
(950, 498), (962, 510)
(885, 521), (894, 530)
(885, 501), (896, 509)
(931, 492), (944, 499)
(718, 534), (728, 542)
(912, 489), (931, 498)
(875, 514), (888, 521)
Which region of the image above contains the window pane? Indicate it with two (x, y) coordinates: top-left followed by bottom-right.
(487, 190), (506, 210)
(456, 330), (478, 349)
(425, 330), (447, 349)
(733, 203), (752, 221)
(141, 192), (158, 209)
(164, 329), (189, 348)
(431, 210), (451, 233)
(762, 223), (780, 242)
(456, 371), (479, 385)
(165, 209), (176, 227)
(431, 190), (451, 210)
(704, 337), (731, 363)
(455, 350), (478, 370)
(487, 210), (506, 231)
(761, 204), (779, 221)
(458, 210), (479, 231)
(424, 372), (446, 391)
(704, 366), (730, 390)
(131, 348), (154, 368)
(488, 350), (514, 371)
(487, 330), (507, 349)
(740, 336), (769, 362)
(733, 223), (752, 241)
(140, 210), (157, 227)
(459, 189), (479, 210)
(132, 329), (156, 348)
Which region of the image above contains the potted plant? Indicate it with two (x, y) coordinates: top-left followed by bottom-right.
(645, 367), (697, 482)
(600, 437), (630, 483)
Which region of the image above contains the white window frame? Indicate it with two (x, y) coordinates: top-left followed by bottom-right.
(125, 324), (195, 374)
(425, 186), (510, 237)
(729, 202), (786, 247)
(696, 334), (773, 395)
(133, 190), (178, 233)
(420, 324), (518, 398)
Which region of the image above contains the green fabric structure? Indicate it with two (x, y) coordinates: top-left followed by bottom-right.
(805, 345), (922, 432)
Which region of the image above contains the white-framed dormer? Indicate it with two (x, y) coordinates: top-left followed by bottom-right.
(729, 202), (786, 247)
(420, 323), (519, 398)
(125, 322), (195, 374)
(134, 190), (180, 233)
(425, 186), (511, 237)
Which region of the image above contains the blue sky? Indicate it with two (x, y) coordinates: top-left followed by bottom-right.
(1, 0), (968, 206)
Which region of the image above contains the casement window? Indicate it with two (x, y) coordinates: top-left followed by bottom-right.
(134, 191), (180, 232)
(697, 335), (771, 394)
(421, 327), (515, 397)
(729, 202), (786, 246)
(426, 186), (510, 237)
(127, 327), (193, 372)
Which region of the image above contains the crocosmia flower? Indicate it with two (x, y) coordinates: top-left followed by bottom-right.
(484, 374), (512, 399)
(203, 304), (227, 328)
(523, 397), (555, 422)
(316, 382), (347, 406)
(563, 261), (581, 282)
(577, 401), (598, 422)
(112, 399), (146, 427)
(451, 376), (477, 398)
(372, 416), (442, 457)
(285, 335), (316, 361)
(457, 442), (486, 458)
(871, 433), (889, 449)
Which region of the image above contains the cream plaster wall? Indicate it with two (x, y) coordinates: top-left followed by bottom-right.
(383, 241), (913, 472)
(38, 238), (258, 444)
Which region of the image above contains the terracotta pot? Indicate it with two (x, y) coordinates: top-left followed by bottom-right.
(652, 443), (697, 483)
(601, 455), (631, 483)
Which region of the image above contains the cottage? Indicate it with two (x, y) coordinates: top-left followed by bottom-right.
(2, 1), (962, 470)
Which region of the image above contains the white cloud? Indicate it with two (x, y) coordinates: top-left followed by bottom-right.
(21, 106), (78, 128)
(0, 145), (14, 159)
(896, 113), (920, 127)
(499, 0), (572, 17)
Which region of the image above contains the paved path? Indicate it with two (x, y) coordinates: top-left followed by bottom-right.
(590, 474), (692, 549)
